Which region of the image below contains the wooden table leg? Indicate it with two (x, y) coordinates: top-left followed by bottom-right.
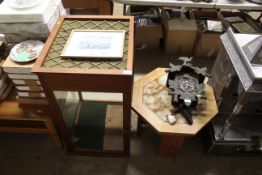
(44, 119), (63, 149)
(159, 135), (185, 156)
(136, 115), (143, 137)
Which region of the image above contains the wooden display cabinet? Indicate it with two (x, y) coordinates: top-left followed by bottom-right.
(32, 16), (134, 156)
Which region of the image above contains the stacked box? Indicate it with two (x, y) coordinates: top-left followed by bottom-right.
(190, 9), (225, 58)
(161, 9), (198, 56)
(0, 0), (66, 43)
(0, 0), (53, 23)
(218, 11), (262, 34)
(127, 6), (163, 49)
(2, 56), (47, 105)
(0, 42), (13, 101)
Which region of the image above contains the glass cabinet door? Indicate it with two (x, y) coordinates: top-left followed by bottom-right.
(54, 91), (124, 152)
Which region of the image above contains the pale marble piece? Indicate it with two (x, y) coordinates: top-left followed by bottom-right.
(166, 114), (176, 125)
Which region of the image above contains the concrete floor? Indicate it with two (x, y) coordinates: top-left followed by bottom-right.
(1, 129), (262, 175)
(1, 50), (262, 175)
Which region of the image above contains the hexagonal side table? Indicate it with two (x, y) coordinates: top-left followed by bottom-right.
(132, 68), (218, 156)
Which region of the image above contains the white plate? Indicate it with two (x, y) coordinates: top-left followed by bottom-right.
(8, 0), (43, 10)
(10, 40), (44, 63)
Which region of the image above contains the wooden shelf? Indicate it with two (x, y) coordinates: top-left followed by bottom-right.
(0, 90), (62, 149)
(0, 101), (50, 120)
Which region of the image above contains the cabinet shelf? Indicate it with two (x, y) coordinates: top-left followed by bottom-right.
(61, 97), (124, 152)
(0, 89), (62, 148)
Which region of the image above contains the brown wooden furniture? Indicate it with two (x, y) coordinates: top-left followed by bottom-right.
(62, 0), (113, 15)
(32, 15), (134, 156)
(0, 41), (61, 149)
(132, 68), (218, 156)
(2, 56), (48, 105)
(0, 90), (62, 149)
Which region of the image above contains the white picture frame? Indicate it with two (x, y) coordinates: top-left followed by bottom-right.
(61, 30), (126, 59)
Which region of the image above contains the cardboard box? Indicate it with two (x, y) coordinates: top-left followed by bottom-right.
(161, 9), (197, 56)
(136, 24), (163, 49)
(0, 0), (53, 23)
(218, 11), (262, 34)
(0, 0), (66, 43)
(195, 33), (222, 58)
(190, 10), (225, 58)
(128, 6), (163, 49)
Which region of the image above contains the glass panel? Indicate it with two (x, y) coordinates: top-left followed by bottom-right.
(54, 91), (124, 151)
(54, 91), (80, 135)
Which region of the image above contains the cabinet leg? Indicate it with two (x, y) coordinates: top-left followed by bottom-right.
(44, 119), (63, 149)
(159, 135), (185, 156)
(49, 135), (63, 149)
(136, 115), (143, 137)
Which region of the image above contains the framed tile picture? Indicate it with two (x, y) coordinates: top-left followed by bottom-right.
(61, 30), (125, 59)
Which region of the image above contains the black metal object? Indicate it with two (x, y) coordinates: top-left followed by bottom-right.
(202, 114), (262, 156)
(171, 103), (193, 125)
(166, 57), (208, 125)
